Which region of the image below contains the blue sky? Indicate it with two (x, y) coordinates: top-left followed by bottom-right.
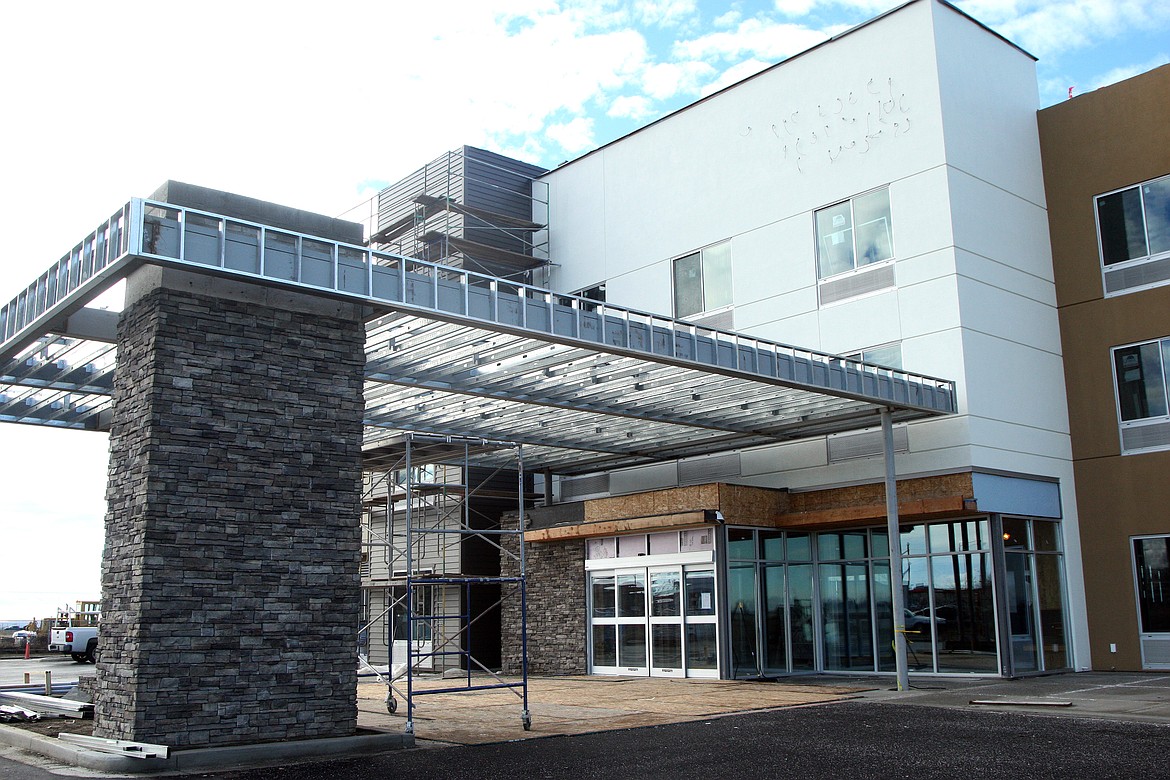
(0, 0), (1166, 618)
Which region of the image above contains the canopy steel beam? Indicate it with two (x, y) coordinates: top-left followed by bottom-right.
(0, 197), (957, 472)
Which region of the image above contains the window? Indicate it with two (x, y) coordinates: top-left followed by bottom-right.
(816, 188), (894, 279)
(672, 241), (732, 318)
(1114, 338), (1170, 422)
(1133, 536), (1170, 634)
(844, 342), (903, 370)
(1097, 175), (1170, 267)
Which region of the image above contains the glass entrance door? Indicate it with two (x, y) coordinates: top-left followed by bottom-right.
(649, 568), (684, 677)
(616, 571), (648, 675)
(590, 564), (719, 677)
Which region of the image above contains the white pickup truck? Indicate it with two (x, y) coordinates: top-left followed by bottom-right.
(48, 606), (99, 664)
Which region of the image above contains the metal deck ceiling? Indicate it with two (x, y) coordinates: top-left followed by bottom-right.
(0, 198), (956, 474)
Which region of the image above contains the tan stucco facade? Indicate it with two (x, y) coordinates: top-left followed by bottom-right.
(1039, 64), (1170, 670)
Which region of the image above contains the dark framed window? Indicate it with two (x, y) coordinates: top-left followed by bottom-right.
(1113, 338), (1170, 423)
(1096, 175), (1170, 267)
(1133, 536), (1170, 634)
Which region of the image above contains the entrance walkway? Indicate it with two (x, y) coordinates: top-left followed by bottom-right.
(357, 675), (867, 744)
(358, 671), (1170, 745)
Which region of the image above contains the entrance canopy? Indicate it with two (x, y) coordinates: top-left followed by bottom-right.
(0, 197), (956, 474)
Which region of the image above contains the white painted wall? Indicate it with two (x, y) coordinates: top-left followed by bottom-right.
(542, 0), (1088, 668)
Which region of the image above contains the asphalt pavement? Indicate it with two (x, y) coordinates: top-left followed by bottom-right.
(194, 700), (1169, 780)
(2, 671), (1169, 778)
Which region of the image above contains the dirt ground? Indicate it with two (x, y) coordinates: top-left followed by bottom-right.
(1, 675), (868, 748)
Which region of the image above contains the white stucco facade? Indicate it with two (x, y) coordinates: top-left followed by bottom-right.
(540, 0), (1089, 670)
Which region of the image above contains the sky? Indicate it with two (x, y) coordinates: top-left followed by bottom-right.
(0, 0), (1167, 621)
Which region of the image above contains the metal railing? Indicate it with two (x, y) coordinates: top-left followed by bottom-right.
(0, 198), (957, 416)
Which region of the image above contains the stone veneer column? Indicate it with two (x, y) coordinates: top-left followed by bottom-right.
(95, 268), (367, 747)
(500, 513), (587, 675)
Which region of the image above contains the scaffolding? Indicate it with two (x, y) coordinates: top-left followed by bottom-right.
(363, 147), (551, 284)
(358, 433), (532, 733)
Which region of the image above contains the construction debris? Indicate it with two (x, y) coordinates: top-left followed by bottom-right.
(0, 691), (94, 718)
(57, 733), (168, 759)
(0, 704), (40, 722)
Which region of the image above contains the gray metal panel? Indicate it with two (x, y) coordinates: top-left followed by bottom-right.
(971, 472), (1062, 518)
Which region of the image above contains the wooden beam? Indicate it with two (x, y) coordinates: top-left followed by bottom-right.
(764, 495), (973, 529)
(525, 510), (712, 542)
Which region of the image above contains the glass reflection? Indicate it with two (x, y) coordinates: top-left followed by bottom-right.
(592, 625), (616, 667)
(1036, 554), (1068, 670)
(821, 562), (873, 670)
(618, 624), (647, 668)
(652, 624), (682, 669)
(617, 573), (646, 618)
(686, 624), (718, 670)
(729, 564), (758, 677)
(592, 575), (615, 618)
(932, 553), (997, 672)
(789, 564), (816, 670)
(763, 565), (787, 674)
(650, 571), (681, 617)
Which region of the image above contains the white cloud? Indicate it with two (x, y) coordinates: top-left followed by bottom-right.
(773, 0), (819, 15)
(634, 0), (698, 26)
(1084, 54), (1170, 92)
(546, 116), (597, 153)
(700, 59), (775, 96)
(640, 60), (718, 99)
(713, 10), (743, 28)
(673, 17), (829, 62)
(607, 94), (658, 119)
(956, 0), (1170, 61)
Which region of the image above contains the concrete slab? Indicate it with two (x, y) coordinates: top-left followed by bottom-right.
(357, 675), (868, 744)
(0, 722), (412, 774)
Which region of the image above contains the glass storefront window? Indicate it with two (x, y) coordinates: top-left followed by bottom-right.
(932, 553), (997, 672)
(899, 525), (927, 556)
(762, 565), (786, 674)
(1033, 521), (1060, 552)
(1035, 554), (1068, 669)
(729, 564), (758, 676)
(1002, 517), (1030, 550)
(787, 533), (812, 561)
(728, 528), (755, 560)
(760, 531), (784, 561)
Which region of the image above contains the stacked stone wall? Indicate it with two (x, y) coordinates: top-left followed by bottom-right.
(95, 283), (365, 747)
(500, 513), (586, 675)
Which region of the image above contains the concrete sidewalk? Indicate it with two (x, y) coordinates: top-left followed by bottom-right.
(840, 670), (1170, 724)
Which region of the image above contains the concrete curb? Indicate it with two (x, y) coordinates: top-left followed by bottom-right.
(0, 723), (413, 774)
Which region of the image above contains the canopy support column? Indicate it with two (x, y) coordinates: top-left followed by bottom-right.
(883, 407), (910, 692)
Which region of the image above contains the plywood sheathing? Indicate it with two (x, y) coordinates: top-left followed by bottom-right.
(524, 474), (976, 543)
(583, 483), (789, 523)
(524, 510), (710, 542)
